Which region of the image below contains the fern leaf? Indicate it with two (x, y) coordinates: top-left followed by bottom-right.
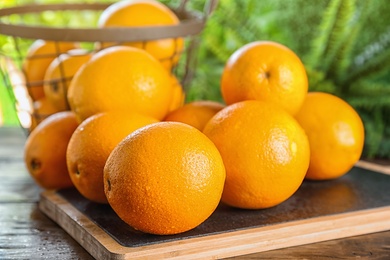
(306, 0), (356, 72)
(305, 66), (339, 94)
(329, 6), (364, 85)
(377, 110), (390, 158)
(343, 28), (390, 84)
(346, 95), (390, 110)
(202, 18), (232, 62)
(322, 0), (356, 73)
(347, 80), (390, 96)
(359, 107), (385, 158)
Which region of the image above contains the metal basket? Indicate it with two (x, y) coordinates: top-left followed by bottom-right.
(0, 0), (217, 133)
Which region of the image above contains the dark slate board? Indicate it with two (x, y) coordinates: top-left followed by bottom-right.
(57, 166), (390, 248)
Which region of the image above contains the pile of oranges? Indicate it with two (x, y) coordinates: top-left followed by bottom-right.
(22, 0), (365, 236)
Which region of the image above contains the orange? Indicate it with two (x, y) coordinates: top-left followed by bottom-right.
(24, 111), (78, 190)
(22, 40), (78, 101)
(221, 41), (308, 115)
(164, 100), (225, 131)
(295, 92), (365, 180)
(29, 97), (62, 132)
(104, 122), (226, 235)
(167, 75), (185, 112)
(66, 111), (158, 203)
(98, 0), (184, 71)
(203, 100), (310, 209)
(43, 49), (91, 111)
(67, 46), (173, 123)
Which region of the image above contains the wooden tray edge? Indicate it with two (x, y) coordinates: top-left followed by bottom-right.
(39, 188), (390, 260)
(356, 160), (390, 175)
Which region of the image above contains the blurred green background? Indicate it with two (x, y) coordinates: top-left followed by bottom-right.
(1, 0), (389, 159)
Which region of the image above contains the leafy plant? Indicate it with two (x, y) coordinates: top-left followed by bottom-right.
(303, 0), (390, 158)
(190, 0), (390, 159)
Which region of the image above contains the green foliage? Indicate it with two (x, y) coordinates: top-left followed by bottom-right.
(303, 0), (390, 158)
(0, 0), (109, 125)
(191, 0), (390, 159)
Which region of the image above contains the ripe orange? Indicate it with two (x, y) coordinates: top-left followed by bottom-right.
(104, 122), (226, 235)
(221, 41), (308, 115)
(203, 100), (310, 209)
(67, 46), (173, 122)
(24, 111), (78, 190)
(295, 92), (365, 180)
(66, 111), (159, 203)
(164, 100), (225, 131)
(22, 40), (78, 101)
(167, 75), (185, 112)
(43, 50), (91, 111)
(30, 97), (62, 132)
(98, 0), (184, 71)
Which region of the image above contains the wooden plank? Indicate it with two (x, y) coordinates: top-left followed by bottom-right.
(39, 191), (390, 260)
(39, 164), (390, 260)
(0, 127), (40, 203)
(355, 160), (390, 175)
(226, 231), (390, 259)
(0, 202), (94, 260)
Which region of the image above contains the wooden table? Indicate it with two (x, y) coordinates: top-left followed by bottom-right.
(1, 126), (390, 259)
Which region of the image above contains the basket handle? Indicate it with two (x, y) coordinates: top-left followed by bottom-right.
(178, 0), (219, 18)
(204, 0), (219, 17)
(0, 3), (210, 42)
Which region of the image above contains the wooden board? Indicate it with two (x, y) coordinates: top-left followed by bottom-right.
(39, 162), (390, 260)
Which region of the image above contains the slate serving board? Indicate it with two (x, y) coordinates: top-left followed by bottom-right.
(39, 163), (390, 259)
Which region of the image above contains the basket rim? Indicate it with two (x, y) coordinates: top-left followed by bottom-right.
(0, 3), (206, 42)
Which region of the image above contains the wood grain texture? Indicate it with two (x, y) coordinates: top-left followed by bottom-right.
(39, 190), (390, 260)
(0, 203), (94, 260)
(0, 127), (94, 260)
(356, 160), (390, 175)
(225, 232), (390, 259)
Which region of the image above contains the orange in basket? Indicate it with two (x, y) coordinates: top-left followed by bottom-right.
(167, 74), (186, 113)
(43, 49), (92, 111)
(98, 0), (184, 71)
(67, 46), (173, 122)
(22, 40), (78, 101)
(0, 2), (211, 133)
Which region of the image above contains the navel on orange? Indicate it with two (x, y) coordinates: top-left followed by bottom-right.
(295, 92), (365, 180)
(203, 100), (310, 209)
(67, 46), (173, 122)
(221, 41), (308, 115)
(24, 111), (78, 190)
(66, 111), (158, 204)
(104, 122), (226, 235)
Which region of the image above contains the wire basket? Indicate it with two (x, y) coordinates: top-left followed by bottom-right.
(0, 0), (217, 134)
